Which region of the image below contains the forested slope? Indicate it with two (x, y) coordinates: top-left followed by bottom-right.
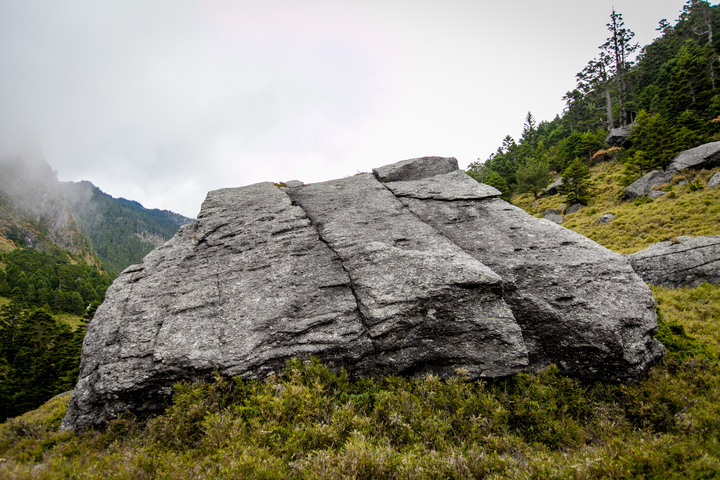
(469, 0), (720, 200)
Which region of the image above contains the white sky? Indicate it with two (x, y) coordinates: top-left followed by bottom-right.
(0, 0), (690, 218)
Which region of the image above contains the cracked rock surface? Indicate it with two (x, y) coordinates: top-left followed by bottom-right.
(628, 235), (720, 288)
(62, 157), (664, 430)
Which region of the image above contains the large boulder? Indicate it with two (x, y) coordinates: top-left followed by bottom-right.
(62, 157), (664, 430)
(622, 170), (673, 201)
(666, 141), (720, 173)
(627, 235), (720, 288)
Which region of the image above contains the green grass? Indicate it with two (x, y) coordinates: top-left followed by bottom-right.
(1, 283), (719, 479)
(55, 312), (86, 331)
(514, 162), (720, 253)
(0, 297), (9, 309)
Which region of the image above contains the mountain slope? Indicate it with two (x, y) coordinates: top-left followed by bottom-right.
(0, 142), (193, 274)
(61, 181), (193, 273)
(0, 145), (94, 260)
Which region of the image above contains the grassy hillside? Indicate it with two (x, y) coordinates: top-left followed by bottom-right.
(514, 162), (720, 253)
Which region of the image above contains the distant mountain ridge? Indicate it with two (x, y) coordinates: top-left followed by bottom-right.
(0, 147), (193, 273)
(61, 180), (193, 273)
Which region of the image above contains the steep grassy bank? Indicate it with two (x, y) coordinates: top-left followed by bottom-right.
(514, 162), (720, 253)
(0, 282), (718, 479)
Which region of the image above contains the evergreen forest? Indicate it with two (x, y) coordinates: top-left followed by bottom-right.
(469, 0), (720, 202)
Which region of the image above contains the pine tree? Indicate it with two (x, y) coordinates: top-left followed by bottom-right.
(558, 158), (591, 205)
(516, 157), (551, 199)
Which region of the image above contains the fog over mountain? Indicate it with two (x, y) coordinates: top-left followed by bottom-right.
(0, 0), (686, 217)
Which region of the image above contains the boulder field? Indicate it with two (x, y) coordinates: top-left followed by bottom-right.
(61, 157), (664, 430)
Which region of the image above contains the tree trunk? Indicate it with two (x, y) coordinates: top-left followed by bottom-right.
(604, 83), (615, 131)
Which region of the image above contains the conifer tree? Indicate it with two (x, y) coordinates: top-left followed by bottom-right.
(558, 158), (591, 205)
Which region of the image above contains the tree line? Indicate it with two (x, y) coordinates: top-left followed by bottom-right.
(470, 0), (720, 203)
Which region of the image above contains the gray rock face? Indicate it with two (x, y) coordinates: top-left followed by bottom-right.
(606, 123), (635, 148)
(622, 170), (673, 201)
(62, 156), (664, 430)
(628, 236), (720, 288)
(372, 156), (458, 182)
(543, 177), (563, 196)
(708, 171), (720, 188)
(543, 213), (563, 224)
(597, 214), (615, 224)
(666, 141), (720, 173)
(382, 170), (501, 200)
(565, 203), (583, 215)
(399, 194), (662, 381)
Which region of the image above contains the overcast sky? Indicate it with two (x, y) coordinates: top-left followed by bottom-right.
(0, 0), (691, 218)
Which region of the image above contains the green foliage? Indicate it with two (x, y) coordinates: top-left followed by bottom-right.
(2, 310), (720, 480)
(0, 247), (112, 315)
(0, 304), (85, 421)
(515, 157), (551, 198)
(475, 2), (720, 196)
(517, 161), (720, 254)
(558, 157), (592, 205)
(477, 170), (510, 199)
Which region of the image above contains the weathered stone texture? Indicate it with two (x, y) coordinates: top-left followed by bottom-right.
(397, 193), (663, 382)
(666, 141), (720, 172)
(63, 156), (664, 430)
(628, 235), (720, 288)
(622, 170), (673, 201)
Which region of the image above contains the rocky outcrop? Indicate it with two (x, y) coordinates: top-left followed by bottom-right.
(622, 170), (673, 201)
(628, 236), (720, 288)
(62, 157), (664, 430)
(543, 177), (563, 196)
(666, 141), (720, 173)
(606, 123), (636, 148)
(597, 214), (615, 224)
(565, 203), (583, 215)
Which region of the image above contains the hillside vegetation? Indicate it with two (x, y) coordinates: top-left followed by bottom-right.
(514, 162), (720, 253)
(0, 297), (718, 480)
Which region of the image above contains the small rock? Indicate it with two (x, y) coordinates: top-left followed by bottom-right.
(565, 203), (583, 214)
(542, 208), (561, 216)
(647, 190), (666, 199)
(708, 171), (720, 188)
(628, 235), (720, 288)
(606, 123), (636, 148)
(543, 177), (563, 196)
(543, 213), (563, 224)
(597, 214), (615, 224)
(284, 180), (303, 188)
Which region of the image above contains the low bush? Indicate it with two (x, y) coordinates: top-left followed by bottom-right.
(1, 285), (719, 479)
